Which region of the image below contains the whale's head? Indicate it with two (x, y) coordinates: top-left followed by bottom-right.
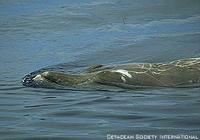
(22, 71), (58, 88)
(22, 71), (41, 87)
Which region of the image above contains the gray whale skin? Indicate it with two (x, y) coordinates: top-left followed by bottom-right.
(22, 58), (200, 89)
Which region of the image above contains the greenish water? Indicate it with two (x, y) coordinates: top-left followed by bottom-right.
(0, 0), (200, 139)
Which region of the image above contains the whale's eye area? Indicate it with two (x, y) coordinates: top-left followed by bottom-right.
(33, 74), (44, 81)
(41, 71), (49, 76)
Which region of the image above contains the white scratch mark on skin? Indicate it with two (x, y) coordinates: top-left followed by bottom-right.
(148, 63), (152, 68)
(142, 64), (144, 69)
(33, 74), (44, 81)
(42, 71), (49, 76)
(132, 71), (146, 74)
(121, 76), (126, 82)
(113, 69), (132, 78)
(157, 69), (167, 72)
(152, 71), (161, 75)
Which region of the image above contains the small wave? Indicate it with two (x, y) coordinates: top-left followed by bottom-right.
(83, 1), (115, 6)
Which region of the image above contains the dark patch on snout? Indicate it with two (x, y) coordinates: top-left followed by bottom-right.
(22, 72), (40, 87)
(22, 68), (48, 88)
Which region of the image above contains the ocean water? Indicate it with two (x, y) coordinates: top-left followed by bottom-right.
(0, 0), (200, 139)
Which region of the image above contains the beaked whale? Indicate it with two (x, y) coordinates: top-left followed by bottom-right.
(22, 58), (200, 89)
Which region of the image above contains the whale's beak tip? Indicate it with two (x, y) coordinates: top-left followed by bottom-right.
(22, 73), (39, 87)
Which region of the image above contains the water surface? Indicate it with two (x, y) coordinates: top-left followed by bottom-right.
(0, 0), (200, 139)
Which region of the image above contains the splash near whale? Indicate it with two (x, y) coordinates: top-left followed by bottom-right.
(22, 58), (200, 89)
